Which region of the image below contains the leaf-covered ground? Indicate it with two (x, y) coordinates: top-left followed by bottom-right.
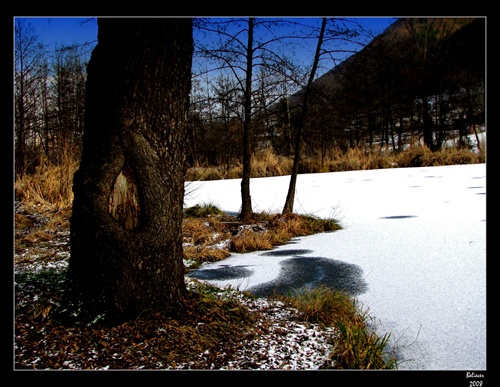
(14, 204), (339, 370)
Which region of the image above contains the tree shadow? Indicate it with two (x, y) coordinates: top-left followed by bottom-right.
(249, 256), (368, 297)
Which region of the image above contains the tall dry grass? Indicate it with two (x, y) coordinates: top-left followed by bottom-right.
(186, 142), (485, 181)
(15, 154), (79, 212)
(185, 147), (293, 181)
(15, 140), (485, 211)
(251, 147), (293, 177)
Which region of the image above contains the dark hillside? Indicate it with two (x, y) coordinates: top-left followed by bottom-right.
(313, 18), (478, 90)
(283, 17), (485, 153)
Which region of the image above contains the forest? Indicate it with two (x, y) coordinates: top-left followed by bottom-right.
(14, 17), (485, 182)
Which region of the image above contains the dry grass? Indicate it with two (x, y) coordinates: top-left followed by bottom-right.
(21, 230), (53, 244)
(395, 143), (484, 167)
(16, 141), (483, 211)
(182, 217), (221, 245)
(181, 204), (342, 266)
(228, 212), (341, 254)
(15, 156), (79, 212)
(251, 147), (292, 177)
(184, 202), (225, 218)
(183, 245), (231, 263)
(15, 269), (261, 369)
(15, 213), (34, 230)
(185, 147), (292, 181)
(186, 142), (484, 181)
(182, 214), (234, 267)
(299, 146), (393, 173)
(230, 229), (275, 253)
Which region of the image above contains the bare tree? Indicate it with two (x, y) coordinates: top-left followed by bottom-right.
(213, 74), (243, 171)
(282, 18), (326, 214)
(239, 18), (255, 221)
(194, 18), (303, 221)
(51, 44), (87, 155)
(65, 18), (193, 323)
(14, 19), (47, 177)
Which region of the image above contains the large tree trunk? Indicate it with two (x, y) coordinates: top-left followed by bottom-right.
(66, 18), (193, 323)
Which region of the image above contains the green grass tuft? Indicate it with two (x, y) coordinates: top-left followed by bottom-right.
(282, 285), (397, 369)
(184, 202), (224, 218)
(329, 320), (396, 369)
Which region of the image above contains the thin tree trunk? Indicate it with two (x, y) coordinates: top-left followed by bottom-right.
(421, 94), (435, 150)
(283, 18), (326, 214)
(471, 124), (481, 152)
(240, 18), (254, 221)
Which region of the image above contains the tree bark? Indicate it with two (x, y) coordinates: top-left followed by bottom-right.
(66, 18), (193, 323)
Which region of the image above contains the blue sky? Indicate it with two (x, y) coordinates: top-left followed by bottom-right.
(17, 16), (396, 79)
(19, 16), (395, 51)
(20, 17), (98, 49)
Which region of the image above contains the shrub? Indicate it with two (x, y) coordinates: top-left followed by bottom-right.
(184, 203), (224, 218)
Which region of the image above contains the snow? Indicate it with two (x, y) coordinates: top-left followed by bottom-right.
(174, 287), (339, 370)
(184, 163), (486, 370)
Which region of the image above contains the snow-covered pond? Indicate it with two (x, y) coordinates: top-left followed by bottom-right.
(184, 163), (486, 370)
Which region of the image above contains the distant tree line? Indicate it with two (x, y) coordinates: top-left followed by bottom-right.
(297, 17), (485, 157)
(14, 17), (485, 180)
(14, 19), (92, 177)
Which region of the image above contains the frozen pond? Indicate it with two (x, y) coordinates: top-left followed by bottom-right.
(185, 164), (487, 370)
